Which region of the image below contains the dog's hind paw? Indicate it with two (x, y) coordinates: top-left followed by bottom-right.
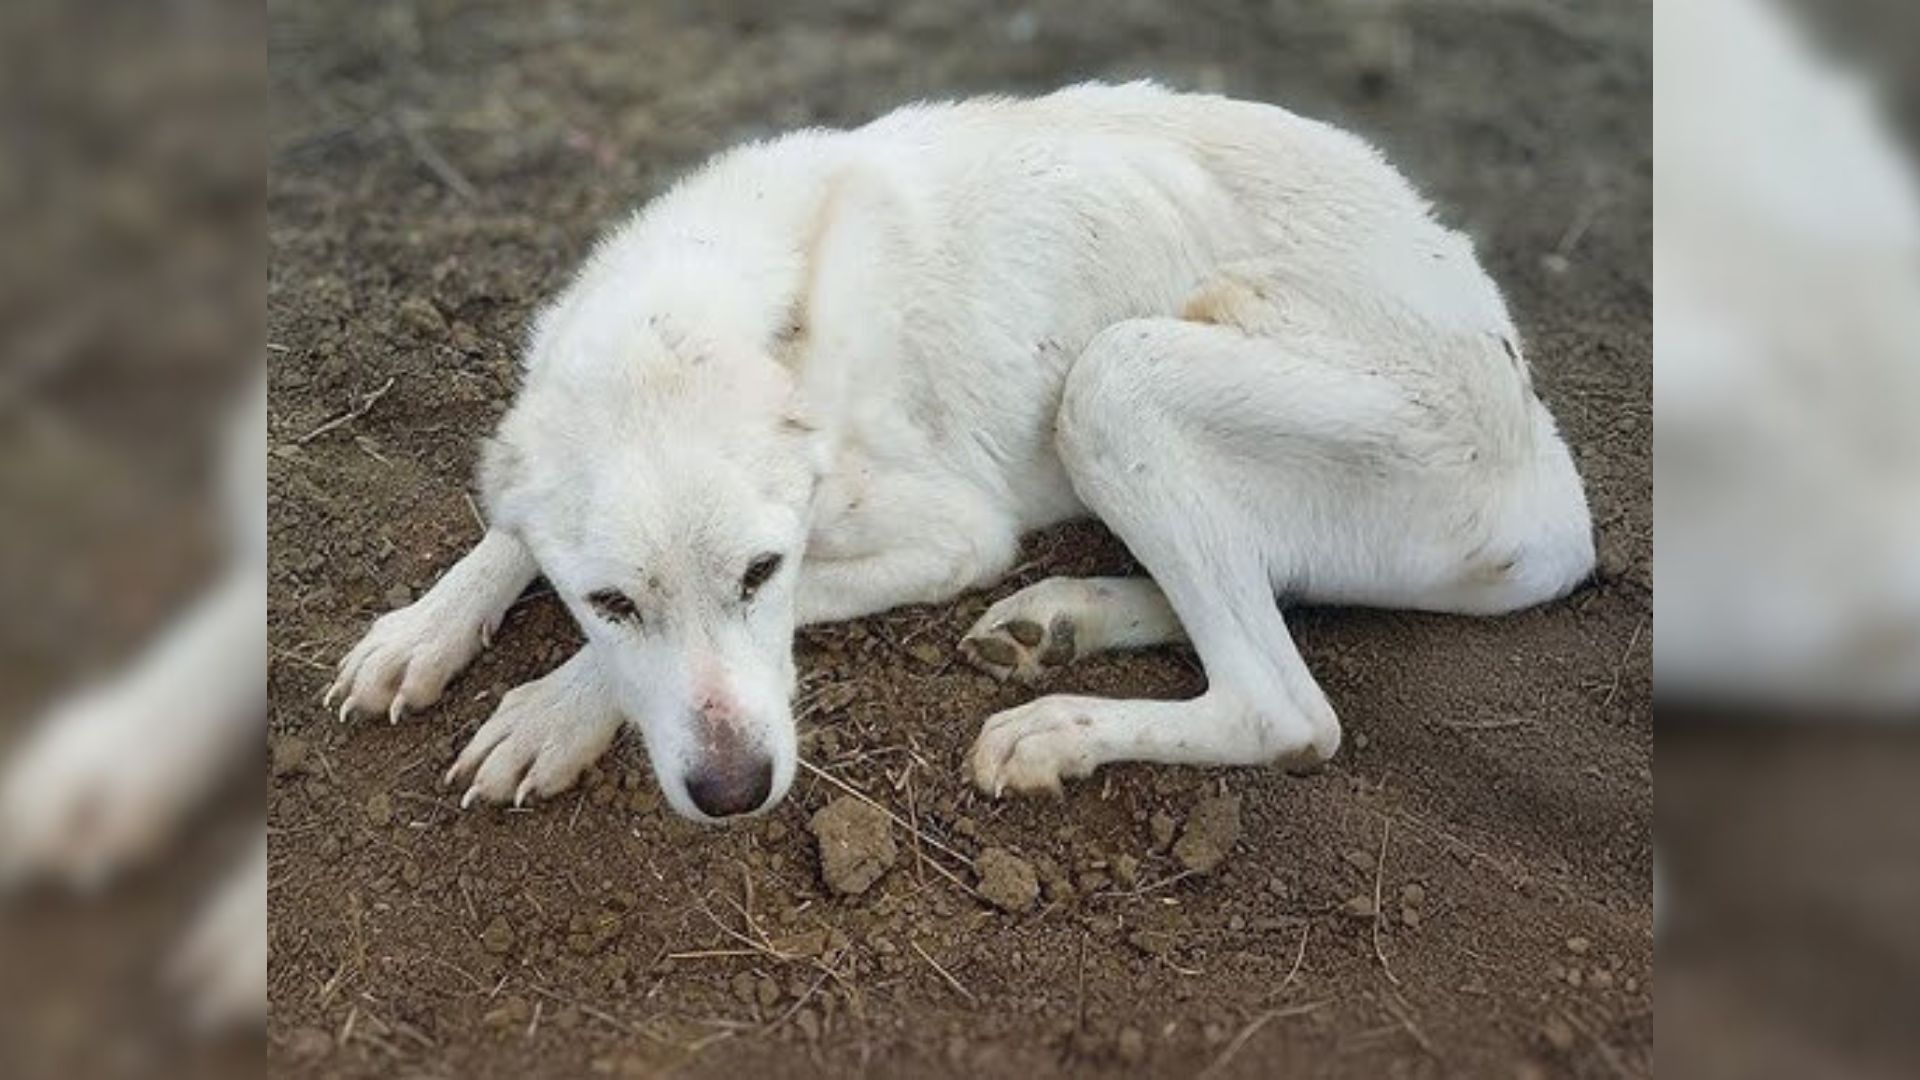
(960, 585), (1085, 686)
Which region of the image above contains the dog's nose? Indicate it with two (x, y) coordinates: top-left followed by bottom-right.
(684, 755), (774, 819)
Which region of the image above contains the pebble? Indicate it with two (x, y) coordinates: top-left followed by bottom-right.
(384, 582), (414, 609)
(481, 915), (516, 955)
(1540, 1015), (1576, 1052)
(1565, 936), (1592, 956)
(484, 996), (531, 1030)
(1117, 1026), (1147, 1064)
(1340, 894), (1378, 920)
(364, 792), (394, 828)
(1149, 811), (1177, 851)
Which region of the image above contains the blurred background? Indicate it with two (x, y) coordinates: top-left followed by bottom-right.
(1656, 1), (1920, 1078)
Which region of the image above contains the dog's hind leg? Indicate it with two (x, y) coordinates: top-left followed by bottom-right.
(970, 316), (1468, 796)
(329, 528), (539, 723)
(960, 577), (1185, 684)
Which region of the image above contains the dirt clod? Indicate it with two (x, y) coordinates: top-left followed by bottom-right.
(270, 734), (311, 778)
(976, 847), (1040, 913)
(809, 797), (897, 896)
(1172, 794), (1242, 874)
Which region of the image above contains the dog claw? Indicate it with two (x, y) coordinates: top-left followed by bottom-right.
(388, 695), (406, 725)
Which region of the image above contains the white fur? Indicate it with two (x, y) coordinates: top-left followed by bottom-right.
(334, 83), (1592, 819)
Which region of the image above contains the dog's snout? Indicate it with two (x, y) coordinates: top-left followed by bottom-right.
(684, 754), (774, 819)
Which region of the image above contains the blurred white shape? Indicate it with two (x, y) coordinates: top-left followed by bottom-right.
(0, 376), (263, 1028)
(1655, 0), (1920, 710)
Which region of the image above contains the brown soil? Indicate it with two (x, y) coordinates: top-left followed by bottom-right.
(267, 2), (1651, 1077)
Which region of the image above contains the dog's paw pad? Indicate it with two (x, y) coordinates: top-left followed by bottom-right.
(961, 612), (1079, 685)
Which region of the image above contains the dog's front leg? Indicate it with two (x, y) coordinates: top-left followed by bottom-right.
(328, 528), (538, 723)
(442, 647), (624, 808)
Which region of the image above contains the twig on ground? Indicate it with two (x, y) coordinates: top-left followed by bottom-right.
(1604, 617), (1647, 708)
(911, 940), (977, 1005)
(395, 113), (479, 202)
(797, 760), (985, 902)
(1198, 1002), (1328, 1079)
(1281, 921), (1310, 992)
(1372, 817), (1400, 986)
(298, 376), (396, 444)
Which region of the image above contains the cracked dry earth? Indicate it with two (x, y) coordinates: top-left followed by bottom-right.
(268, 1), (1651, 1077)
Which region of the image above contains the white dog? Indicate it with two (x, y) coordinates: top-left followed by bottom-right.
(330, 83), (1593, 822)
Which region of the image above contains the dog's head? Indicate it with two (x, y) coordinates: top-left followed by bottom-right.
(481, 317), (824, 822)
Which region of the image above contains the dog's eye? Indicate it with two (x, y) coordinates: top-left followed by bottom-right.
(740, 553), (783, 601)
(586, 589), (641, 625)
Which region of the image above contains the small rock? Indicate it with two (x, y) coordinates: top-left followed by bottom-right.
(270, 735), (311, 778)
(1343, 849), (1376, 875)
(1565, 936), (1592, 956)
(1340, 894), (1379, 920)
(906, 639), (943, 667)
(481, 915), (516, 955)
(364, 792), (394, 828)
(794, 1007), (821, 1042)
(1401, 883), (1426, 908)
(1590, 968), (1614, 990)
(1172, 795), (1242, 874)
(1540, 1015), (1576, 1052)
(484, 996), (531, 1030)
(976, 847), (1040, 913)
(384, 582), (414, 609)
(809, 797), (897, 896)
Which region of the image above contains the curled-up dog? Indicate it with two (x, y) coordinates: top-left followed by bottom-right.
(331, 82), (1593, 822)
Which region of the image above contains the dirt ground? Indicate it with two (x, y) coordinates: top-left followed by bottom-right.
(266, 2), (1651, 1077)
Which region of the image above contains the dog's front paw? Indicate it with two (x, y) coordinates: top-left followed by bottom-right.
(0, 688), (205, 891)
(443, 674), (622, 809)
(960, 583), (1084, 685)
(327, 595), (496, 725)
(967, 696), (1100, 798)
(171, 833), (266, 1031)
